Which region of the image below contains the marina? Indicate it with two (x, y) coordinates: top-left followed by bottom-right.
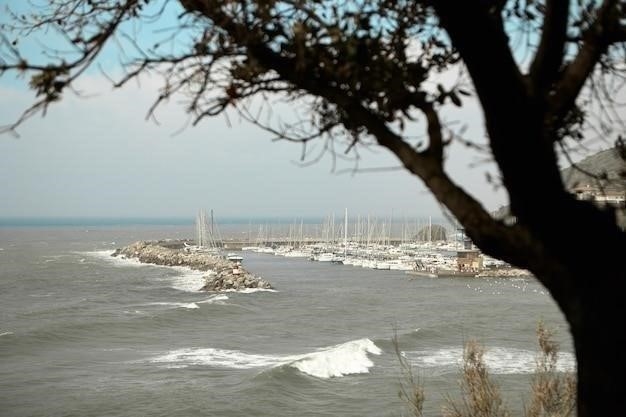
(189, 209), (531, 279)
(190, 209), (528, 278)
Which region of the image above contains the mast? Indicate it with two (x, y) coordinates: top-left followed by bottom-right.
(344, 208), (348, 259)
(196, 210), (201, 247)
(367, 214), (371, 248)
(197, 209), (209, 248)
(389, 208), (394, 246)
(429, 215), (432, 242)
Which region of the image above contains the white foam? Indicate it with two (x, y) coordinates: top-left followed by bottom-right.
(169, 267), (206, 292)
(151, 347), (285, 369)
(198, 294), (229, 304)
(82, 251), (207, 291)
(291, 338), (383, 378)
(81, 250), (145, 267)
(404, 347), (576, 374)
(0, 331), (13, 337)
(223, 288), (278, 294)
(149, 338), (382, 379)
(149, 302), (200, 310)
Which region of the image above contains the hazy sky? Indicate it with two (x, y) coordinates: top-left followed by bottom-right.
(0, 1), (508, 221)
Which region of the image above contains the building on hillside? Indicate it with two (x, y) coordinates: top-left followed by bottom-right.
(571, 184), (625, 207)
(493, 148), (625, 229)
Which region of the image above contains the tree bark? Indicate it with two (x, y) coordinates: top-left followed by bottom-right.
(570, 266), (626, 415)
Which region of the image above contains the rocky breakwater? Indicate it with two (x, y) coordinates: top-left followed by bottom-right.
(112, 241), (273, 292)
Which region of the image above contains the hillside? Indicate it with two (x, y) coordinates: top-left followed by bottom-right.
(493, 147), (625, 228)
(561, 147), (626, 190)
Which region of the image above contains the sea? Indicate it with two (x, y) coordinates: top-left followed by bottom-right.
(0, 220), (574, 417)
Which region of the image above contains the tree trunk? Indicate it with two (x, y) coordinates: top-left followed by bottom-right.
(571, 279), (626, 416)
(536, 228), (626, 417)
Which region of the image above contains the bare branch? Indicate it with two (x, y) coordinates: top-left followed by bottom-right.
(529, 0), (570, 95)
(549, 0), (624, 122)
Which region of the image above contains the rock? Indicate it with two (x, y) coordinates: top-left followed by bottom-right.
(113, 240), (274, 292)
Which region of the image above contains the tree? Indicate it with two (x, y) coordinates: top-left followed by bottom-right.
(1, 1), (625, 414)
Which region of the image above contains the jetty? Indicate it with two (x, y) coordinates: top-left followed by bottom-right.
(112, 240), (273, 292)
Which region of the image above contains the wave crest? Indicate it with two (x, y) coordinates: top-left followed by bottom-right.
(291, 338), (382, 378)
(149, 338), (381, 378)
(148, 302), (199, 310)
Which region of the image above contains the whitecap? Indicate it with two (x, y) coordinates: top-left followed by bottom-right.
(81, 251), (208, 291)
(290, 338), (382, 378)
(149, 338), (382, 379)
(403, 346), (576, 374)
(151, 348), (284, 369)
(148, 302), (199, 310)
(168, 267), (206, 292)
(223, 288), (278, 294)
(0, 331), (14, 337)
(198, 294), (229, 304)
(81, 250), (144, 267)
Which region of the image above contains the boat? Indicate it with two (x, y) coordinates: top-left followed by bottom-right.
(316, 253), (335, 262)
(226, 253), (243, 263)
(405, 267), (478, 278)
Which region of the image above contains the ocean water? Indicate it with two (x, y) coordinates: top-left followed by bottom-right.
(0, 225), (574, 417)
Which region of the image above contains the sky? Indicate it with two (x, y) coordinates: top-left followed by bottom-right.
(0, 1), (509, 221)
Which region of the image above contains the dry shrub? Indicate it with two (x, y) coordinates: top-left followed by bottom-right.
(525, 322), (577, 417)
(395, 321), (576, 417)
(442, 340), (510, 417)
(394, 334), (425, 417)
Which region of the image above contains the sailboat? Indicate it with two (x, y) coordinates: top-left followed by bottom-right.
(195, 209), (223, 251)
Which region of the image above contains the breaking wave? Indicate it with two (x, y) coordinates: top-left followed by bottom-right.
(168, 267), (206, 292)
(290, 338), (382, 378)
(403, 346), (576, 375)
(149, 338), (381, 379)
(81, 251), (206, 292)
(148, 302), (200, 310)
(81, 250), (144, 267)
(223, 288), (278, 294)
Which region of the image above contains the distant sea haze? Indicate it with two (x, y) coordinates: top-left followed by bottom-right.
(0, 215), (452, 240)
(0, 217), (194, 227)
(0, 215), (450, 228)
(0, 216), (328, 227)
